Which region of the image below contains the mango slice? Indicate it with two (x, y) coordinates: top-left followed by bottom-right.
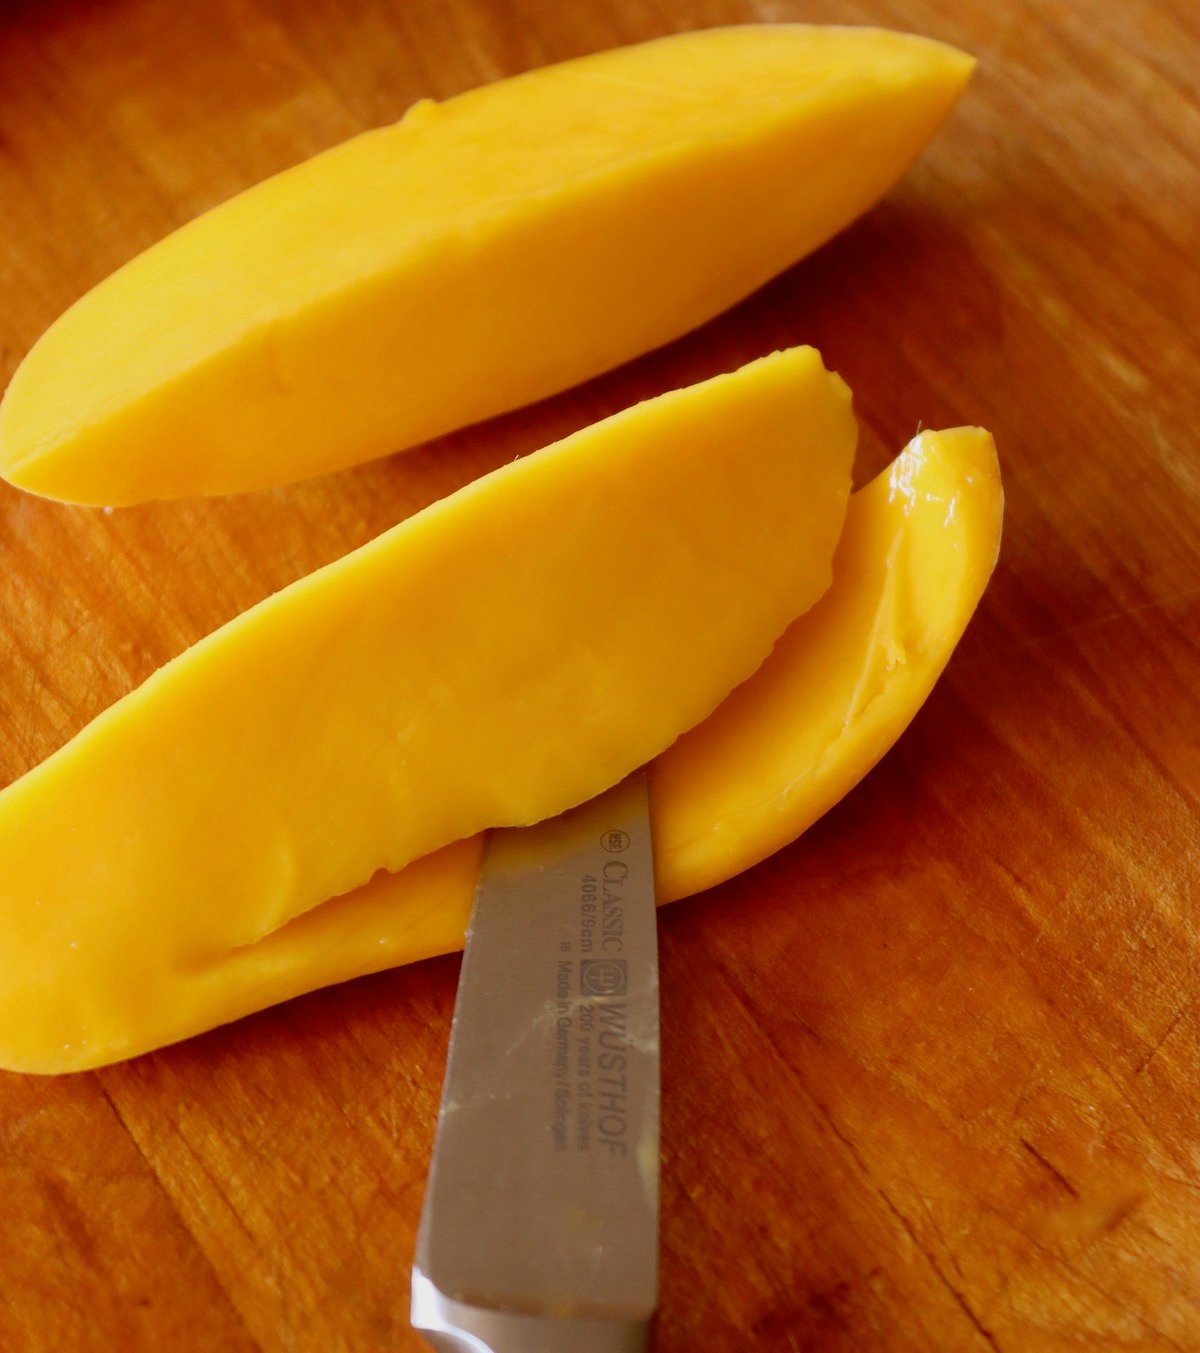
(212, 427), (1000, 1009)
(0, 26), (973, 505)
(0, 417), (999, 1075)
(0, 348), (855, 1073)
(182, 426), (998, 1050)
(651, 425), (1002, 900)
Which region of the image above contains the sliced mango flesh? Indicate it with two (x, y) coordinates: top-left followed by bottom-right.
(0, 348), (855, 1073)
(650, 425), (1002, 900)
(135, 426), (1001, 1078)
(0, 25), (973, 505)
(0, 419), (999, 1074)
(200, 427), (1000, 1020)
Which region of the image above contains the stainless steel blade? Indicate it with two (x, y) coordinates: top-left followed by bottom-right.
(412, 770), (659, 1353)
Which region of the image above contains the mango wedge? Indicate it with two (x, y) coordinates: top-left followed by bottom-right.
(651, 425), (1002, 900)
(180, 426), (999, 1057)
(0, 26), (973, 505)
(0, 348), (856, 1073)
(0, 415), (1000, 1074)
(217, 428), (1000, 986)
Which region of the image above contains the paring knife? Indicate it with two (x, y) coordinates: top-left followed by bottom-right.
(412, 770), (660, 1352)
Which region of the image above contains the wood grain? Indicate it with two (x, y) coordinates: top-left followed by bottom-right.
(1, 0), (1197, 1348)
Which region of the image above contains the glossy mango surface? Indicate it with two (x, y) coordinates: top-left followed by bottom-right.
(231, 426), (1001, 1024)
(0, 348), (856, 1072)
(0, 26), (972, 504)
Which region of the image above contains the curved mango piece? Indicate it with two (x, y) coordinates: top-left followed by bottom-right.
(1, 418), (999, 1074)
(651, 425), (1002, 899)
(197, 426), (1000, 1034)
(0, 348), (855, 1073)
(0, 26), (973, 505)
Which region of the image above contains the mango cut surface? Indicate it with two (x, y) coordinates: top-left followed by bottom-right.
(0, 25), (973, 505)
(0, 348), (854, 1073)
(187, 427), (999, 1050)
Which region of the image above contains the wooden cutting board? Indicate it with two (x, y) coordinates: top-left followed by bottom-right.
(1, 0), (1196, 1348)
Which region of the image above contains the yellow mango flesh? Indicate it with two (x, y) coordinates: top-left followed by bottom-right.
(0, 26), (972, 505)
(190, 426), (999, 1039)
(650, 426), (1002, 899)
(0, 348), (855, 1073)
(0, 419), (999, 1075)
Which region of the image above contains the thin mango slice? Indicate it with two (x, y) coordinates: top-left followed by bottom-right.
(186, 427), (1000, 1046)
(651, 426), (1002, 899)
(0, 348), (855, 1073)
(1, 420), (999, 1074)
(0, 25), (973, 505)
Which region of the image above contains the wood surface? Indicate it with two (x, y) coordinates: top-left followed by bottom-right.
(1, 0), (1197, 1348)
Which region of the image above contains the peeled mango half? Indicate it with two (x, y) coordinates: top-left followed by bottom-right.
(0, 350), (1001, 1073)
(0, 25), (973, 504)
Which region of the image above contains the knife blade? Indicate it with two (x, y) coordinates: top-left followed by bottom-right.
(412, 770), (659, 1352)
